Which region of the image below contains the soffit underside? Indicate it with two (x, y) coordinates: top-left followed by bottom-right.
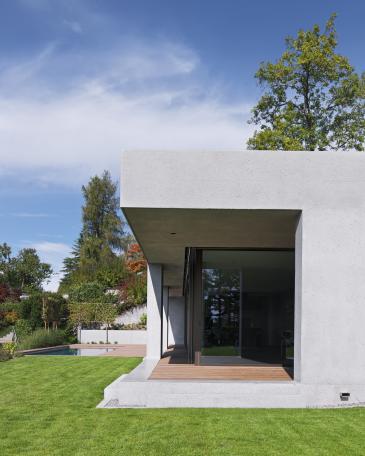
(123, 208), (300, 287)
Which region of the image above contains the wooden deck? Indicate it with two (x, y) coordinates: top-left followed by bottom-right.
(149, 349), (293, 381)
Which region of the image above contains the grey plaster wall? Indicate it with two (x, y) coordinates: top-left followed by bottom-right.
(168, 296), (185, 346)
(146, 264), (162, 359)
(122, 150), (365, 389)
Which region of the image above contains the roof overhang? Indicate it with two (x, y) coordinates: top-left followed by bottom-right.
(123, 207), (299, 287)
(121, 149), (365, 287)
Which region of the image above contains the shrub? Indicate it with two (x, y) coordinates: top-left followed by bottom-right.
(63, 322), (77, 344)
(0, 284), (21, 303)
(120, 322), (146, 330)
(19, 293), (43, 328)
(0, 301), (22, 314)
(4, 310), (19, 325)
(0, 348), (11, 362)
(68, 282), (107, 303)
(2, 342), (17, 356)
(0, 303), (20, 329)
(139, 313), (147, 327)
(14, 319), (32, 342)
(19, 292), (67, 329)
(0, 283), (9, 303)
(18, 329), (67, 350)
(118, 275), (147, 311)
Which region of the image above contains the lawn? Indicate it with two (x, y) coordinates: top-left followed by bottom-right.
(1, 357), (365, 456)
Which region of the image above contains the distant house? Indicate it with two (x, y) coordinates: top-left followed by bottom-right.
(101, 149), (365, 408)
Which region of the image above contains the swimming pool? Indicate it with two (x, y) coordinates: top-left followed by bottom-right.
(27, 347), (116, 356)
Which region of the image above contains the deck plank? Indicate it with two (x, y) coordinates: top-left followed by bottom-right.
(149, 350), (293, 381)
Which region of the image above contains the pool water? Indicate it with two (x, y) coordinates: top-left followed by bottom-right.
(29, 347), (116, 356)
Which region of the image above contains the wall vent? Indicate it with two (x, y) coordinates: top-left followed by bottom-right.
(340, 392), (350, 401)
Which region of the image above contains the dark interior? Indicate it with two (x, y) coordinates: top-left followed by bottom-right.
(201, 249), (295, 366)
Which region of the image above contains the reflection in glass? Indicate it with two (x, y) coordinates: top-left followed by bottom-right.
(202, 269), (240, 356)
(201, 250), (294, 365)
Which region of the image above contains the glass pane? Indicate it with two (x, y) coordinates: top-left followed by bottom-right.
(202, 268), (240, 356)
(201, 250), (294, 366)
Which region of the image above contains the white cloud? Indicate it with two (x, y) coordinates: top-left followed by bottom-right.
(0, 41), (254, 188)
(32, 241), (70, 253)
(10, 212), (51, 218)
(0, 37), (254, 288)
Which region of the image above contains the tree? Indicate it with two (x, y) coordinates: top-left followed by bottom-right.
(60, 171), (132, 290)
(0, 243), (52, 292)
(247, 14), (365, 151)
(118, 243), (147, 311)
(126, 243), (147, 274)
(59, 237), (82, 289)
(67, 281), (119, 340)
(14, 249), (52, 291)
(67, 282), (118, 307)
(95, 302), (118, 344)
(41, 293), (67, 330)
(67, 302), (94, 341)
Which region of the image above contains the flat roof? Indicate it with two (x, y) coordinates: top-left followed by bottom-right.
(121, 149), (365, 287)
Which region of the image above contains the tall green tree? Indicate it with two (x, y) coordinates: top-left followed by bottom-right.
(247, 14), (365, 151)
(60, 171), (132, 289)
(59, 237), (82, 289)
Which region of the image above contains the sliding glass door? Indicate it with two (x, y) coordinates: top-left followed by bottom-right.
(202, 267), (240, 358)
(201, 249), (294, 366)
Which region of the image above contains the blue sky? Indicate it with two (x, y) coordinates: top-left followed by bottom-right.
(0, 0), (364, 290)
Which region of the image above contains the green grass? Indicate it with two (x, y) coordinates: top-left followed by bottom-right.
(1, 357), (365, 456)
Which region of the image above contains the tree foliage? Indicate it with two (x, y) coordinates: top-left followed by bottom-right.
(68, 282), (111, 303)
(41, 293), (67, 330)
(0, 243), (52, 292)
(67, 282), (118, 329)
(20, 292), (67, 329)
(60, 171), (132, 290)
(247, 14), (365, 151)
(118, 243), (147, 311)
(126, 243), (147, 273)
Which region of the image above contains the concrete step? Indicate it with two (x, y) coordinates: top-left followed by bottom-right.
(101, 358), (365, 408)
(109, 379), (305, 408)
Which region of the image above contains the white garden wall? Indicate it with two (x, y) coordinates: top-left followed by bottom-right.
(79, 329), (147, 344)
(115, 305), (147, 325)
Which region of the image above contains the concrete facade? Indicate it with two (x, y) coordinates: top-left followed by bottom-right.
(168, 296), (185, 346)
(146, 264), (163, 359)
(102, 149), (365, 408)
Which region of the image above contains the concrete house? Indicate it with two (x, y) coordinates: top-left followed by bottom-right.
(102, 149), (365, 408)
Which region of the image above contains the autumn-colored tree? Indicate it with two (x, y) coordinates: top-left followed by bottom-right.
(126, 244), (147, 274)
(0, 283), (10, 303)
(118, 244), (147, 311)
